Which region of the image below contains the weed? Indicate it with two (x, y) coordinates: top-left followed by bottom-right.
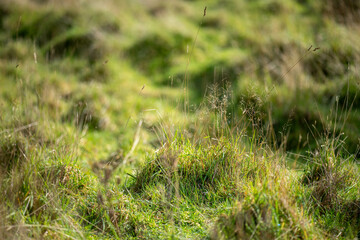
(302, 142), (360, 237)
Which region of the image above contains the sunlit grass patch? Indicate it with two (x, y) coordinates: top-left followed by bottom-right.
(0, 0), (360, 238)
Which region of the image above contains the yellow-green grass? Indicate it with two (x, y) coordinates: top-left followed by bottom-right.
(1, 0), (360, 239)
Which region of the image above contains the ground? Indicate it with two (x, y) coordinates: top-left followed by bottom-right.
(0, 0), (359, 239)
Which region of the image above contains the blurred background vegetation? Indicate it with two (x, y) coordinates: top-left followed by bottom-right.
(1, 0), (359, 156)
(0, 0), (359, 239)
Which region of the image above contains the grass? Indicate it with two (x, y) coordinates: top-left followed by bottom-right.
(1, 0), (360, 239)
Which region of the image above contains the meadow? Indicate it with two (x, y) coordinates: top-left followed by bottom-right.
(0, 0), (359, 239)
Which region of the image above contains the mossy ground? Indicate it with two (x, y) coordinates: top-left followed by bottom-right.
(1, 0), (359, 239)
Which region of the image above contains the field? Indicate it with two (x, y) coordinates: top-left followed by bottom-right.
(1, 0), (360, 239)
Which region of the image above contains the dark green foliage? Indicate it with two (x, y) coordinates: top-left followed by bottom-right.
(126, 33), (191, 75)
(4, 7), (105, 62)
(338, 78), (360, 109)
(187, 62), (241, 101)
(270, 101), (323, 150)
(43, 30), (104, 61)
(64, 97), (107, 131)
(303, 47), (358, 82)
(13, 9), (76, 46)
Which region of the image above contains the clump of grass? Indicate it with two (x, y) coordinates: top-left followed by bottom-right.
(76, 189), (130, 237)
(0, 125), (95, 239)
(126, 33), (190, 76)
(181, 61), (241, 101)
(131, 128), (281, 205)
(1, 0), (360, 238)
(63, 95), (110, 131)
(212, 184), (320, 240)
(251, 40), (303, 84)
(0, 110), (41, 173)
(0, 40), (32, 61)
(43, 30), (106, 62)
(4, 5), (76, 47)
(239, 88), (266, 131)
(303, 45), (358, 82)
(0, 135), (26, 173)
(3, 3), (106, 63)
(302, 141), (360, 237)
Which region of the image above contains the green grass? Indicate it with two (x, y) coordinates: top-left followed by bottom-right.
(1, 0), (360, 239)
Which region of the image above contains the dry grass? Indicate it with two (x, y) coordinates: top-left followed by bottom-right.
(322, 0), (360, 23)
